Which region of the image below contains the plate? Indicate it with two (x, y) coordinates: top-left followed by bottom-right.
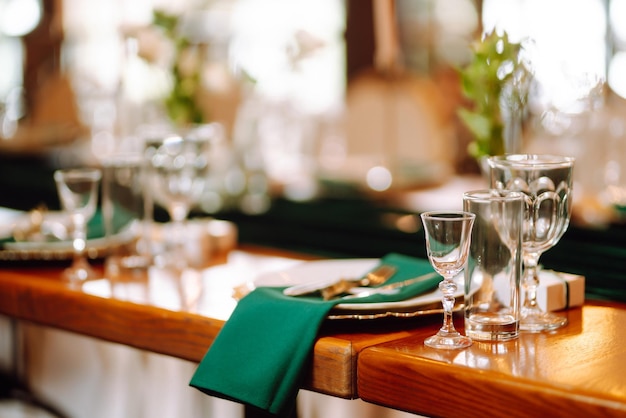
(254, 258), (466, 319)
(1, 235), (118, 261)
(0, 207), (23, 240)
(0, 208), (133, 262)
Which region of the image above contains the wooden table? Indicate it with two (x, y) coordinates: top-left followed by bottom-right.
(358, 300), (626, 417)
(1, 244), (626, 417)
(0, 245), (416, 399)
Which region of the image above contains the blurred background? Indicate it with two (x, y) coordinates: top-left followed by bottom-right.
(2, 1), (626, 417)
(1, 0), (625, 223)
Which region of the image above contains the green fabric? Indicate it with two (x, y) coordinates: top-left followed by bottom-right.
(189, 253), (439, 416)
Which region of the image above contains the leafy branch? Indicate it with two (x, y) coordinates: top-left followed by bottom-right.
(458, 30), (529, 159)
(153, 10), (205, 126)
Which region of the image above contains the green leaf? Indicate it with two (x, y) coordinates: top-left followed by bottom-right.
(457, 30), (529, 159)
(458, 108), (491, 141)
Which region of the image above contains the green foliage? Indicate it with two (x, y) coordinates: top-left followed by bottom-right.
(152, 10), (206, 126)
(458, 30), (526, 159)
(152, 10), (178, 38)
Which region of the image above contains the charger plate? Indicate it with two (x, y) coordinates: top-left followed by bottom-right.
(0, 208), (133, 262)
(254, 258), (468, 320)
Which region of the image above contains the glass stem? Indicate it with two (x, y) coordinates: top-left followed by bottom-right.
(172, 219), (186, 252)
(169, 203), (189, 270)
(440, 276), (457, 334)
(71, 214), (88, 267)
(522, 252), (541, 311)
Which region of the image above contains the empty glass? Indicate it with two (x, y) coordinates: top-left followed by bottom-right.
(488, 154), (574, 332)
(102, 155), (152, 279)
(54, 168), (102, 283)
(463, 189), (524, 341)
(147, 127), (213, 270)
(420, 211), (475, 349)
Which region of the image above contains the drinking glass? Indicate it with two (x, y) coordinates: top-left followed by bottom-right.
(54, 168), (102, 283)
(420, 211), (475, 349)
(488, 154), (574, 332)
(147, 129), (212, 269)
(463, 189), (524, 342)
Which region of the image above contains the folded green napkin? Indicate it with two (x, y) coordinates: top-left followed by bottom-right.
(190, 253), (439, 416)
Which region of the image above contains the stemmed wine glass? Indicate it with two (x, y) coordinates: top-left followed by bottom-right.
(488, 154), (574, 332)
(54, 168), (102, 283)
(420, 211), (475, 349)
(147, 129), (212, 269)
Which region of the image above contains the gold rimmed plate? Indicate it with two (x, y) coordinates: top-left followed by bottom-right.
(254, 258), (470, 320)
(0, 208), (134, 262)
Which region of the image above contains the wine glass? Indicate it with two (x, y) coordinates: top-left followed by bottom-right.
(488, 154), (574, 332)
(54, 168), (102, 283)
(147, 129), (212, 269)
(420, 211), (475, 349)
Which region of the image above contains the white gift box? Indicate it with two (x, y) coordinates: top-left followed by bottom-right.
(537, 270), (586, 312)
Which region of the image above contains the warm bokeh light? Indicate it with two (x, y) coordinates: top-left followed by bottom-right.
(366, 165), (393, 192)
(230, 0), (345, 113)
(0, 0), (42, 37)
(609, 0), (626, 99)
(483, 0), (607, 111)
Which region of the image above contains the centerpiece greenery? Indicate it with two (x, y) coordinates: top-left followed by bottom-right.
(152, 10), (206, 126)
(458, 30), (531, 160)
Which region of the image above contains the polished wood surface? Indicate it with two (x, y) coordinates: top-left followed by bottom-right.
(2, 244), (626, 414)
(0, 245), (411, 398)
(357, 301), (626, 417)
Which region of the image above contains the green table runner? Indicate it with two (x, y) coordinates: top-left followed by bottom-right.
(190, 253), (439, 416)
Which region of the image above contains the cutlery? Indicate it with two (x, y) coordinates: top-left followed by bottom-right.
(319, 264), (397, 300)
(338, 271), (439, 300)
(282, 264), (396, 298)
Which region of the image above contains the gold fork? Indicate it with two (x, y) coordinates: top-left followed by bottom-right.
(319, 264), (397, 300)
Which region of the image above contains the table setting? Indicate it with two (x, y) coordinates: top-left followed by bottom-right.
(0, 169), (139, 269)
(0, 143), (610, 418)
(0, 203), (114, 263)
(0, 135), (589, 417)
(188, 152), (587, 417)
(190, 252), (441, 416)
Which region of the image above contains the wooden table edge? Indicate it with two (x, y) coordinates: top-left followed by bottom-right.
(356, 300), (626, 418)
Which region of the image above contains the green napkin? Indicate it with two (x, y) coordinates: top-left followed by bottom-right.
(190, 253), (439, 416)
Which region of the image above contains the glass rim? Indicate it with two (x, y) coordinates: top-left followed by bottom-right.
(54, 167), (102, 181)
(463, 189), (525, 203)
(101, 154), (144, 167)
(487, 154), (575, 168)
(420, 210), (476, 220)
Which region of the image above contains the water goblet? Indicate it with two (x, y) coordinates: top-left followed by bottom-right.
(420, 211), (475, 349)
(54, 168), (102, 283)
(488, 154), (574, 332)
(147, 129), (212, 269)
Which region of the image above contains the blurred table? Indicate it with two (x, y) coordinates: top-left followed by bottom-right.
(358, 300), (626, 418)
(2, 163), (625, 303)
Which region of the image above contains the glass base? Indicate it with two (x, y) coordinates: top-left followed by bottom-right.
(466, 313), (520, 341)
(153, 252), (188, 271)
(63, 258), (99, 284)
(520, 309), (568, 332)
(105, 254), (151, 280)
(424, 330), (472, 350)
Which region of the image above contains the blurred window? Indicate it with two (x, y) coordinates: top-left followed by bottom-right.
(482, 0), (615, 106)
(61, 0), (346, 123)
